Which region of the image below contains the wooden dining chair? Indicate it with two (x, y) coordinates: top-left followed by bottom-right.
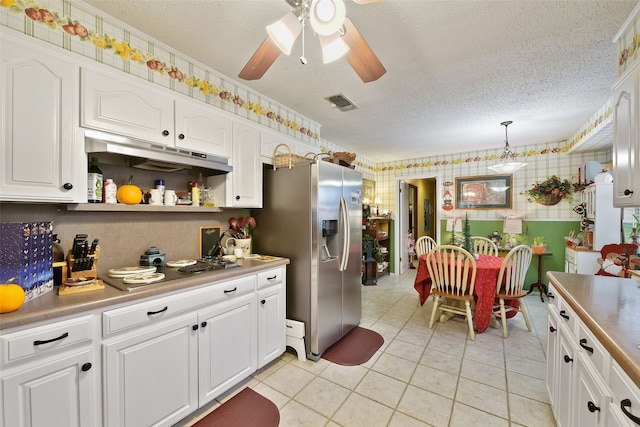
(471, 236), (499, 256)
(415, 236), (437, 257)
(426, 245), (478, 340)
(493, 244), (533, 338)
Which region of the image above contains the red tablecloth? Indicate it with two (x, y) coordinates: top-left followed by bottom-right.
(414, 253), (518, 333)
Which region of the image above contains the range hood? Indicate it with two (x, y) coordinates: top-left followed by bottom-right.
(84, 129), (232, 174)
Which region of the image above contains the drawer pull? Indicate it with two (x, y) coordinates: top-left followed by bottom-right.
(547, 293), (555, 299)
(201, 321), (207, 328)
(549, 326), (556, 333)
(162, 130), (169, 136)
(224, 287), (237, 294)
(33, 332), (69, 346)
(81, 362), (92, 372)
(624, 189), (634, 196)
(267, 275), (277, 281)
(587, 401), (600, 413)
(579, 338), (594, 354)
(147, 306), (168, 316)
(563, 355), (573, 364)
(261, 299), (266, 305)
(192, 324), (199, 331)
(559, 310), (569, 320)
(621, 399), (640, 424)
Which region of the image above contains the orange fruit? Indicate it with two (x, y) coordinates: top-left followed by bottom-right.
(0, 282), (26, 313)
(116, 175), (143, 205)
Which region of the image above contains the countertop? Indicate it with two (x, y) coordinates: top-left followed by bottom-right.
(0, 257), (289, 332)
(546, 271), (640, 387)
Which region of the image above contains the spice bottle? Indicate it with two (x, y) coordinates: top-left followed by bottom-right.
(191, 182), (200, 206)
(104, 179), (118, 204)
(87, 157), (103, 203)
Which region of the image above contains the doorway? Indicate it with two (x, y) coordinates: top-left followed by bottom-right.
(396, 175), (438, 275)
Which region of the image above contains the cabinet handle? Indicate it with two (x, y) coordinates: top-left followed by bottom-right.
(33, 332), (69, 346)
(201, 321), (207, 328)
(162, 130), (170, 136)
(235, 195), (240, 201)
(587, 401), (600, 413)
(63, 183), (73, 190)
(559, 310), (569, 320)
(563, 355), (573, 363)
(621, 399), (640, 424)
(267, 275), (277, 281)
(192, 324), (199, 331)
(147, 306), (168, 316)
(547, 293), (555, 299)
(224, 287), (237, 294)
(178, 133), (185, 140)
(261, 299), (266, 304)
(549, 326), (556, 333)
(579, 338), (594, 354)
(81, 362), (92, 372)
(624, 189), (634, 196)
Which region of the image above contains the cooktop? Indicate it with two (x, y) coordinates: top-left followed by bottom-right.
(102, 258), (242, 291)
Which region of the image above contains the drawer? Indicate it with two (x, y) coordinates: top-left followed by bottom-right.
(609, 359), (640, 423)
(547, 283), (560, 310)
(558, 298), (577, 334)
(1, 315), (95, 364)
(103, 276), (255, 336)
(565, 247), (576, 265)
(257, 267), (283, 289)
(577, 321), (610, 377)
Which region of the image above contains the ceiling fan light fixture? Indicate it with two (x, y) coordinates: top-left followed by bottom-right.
(310, 0), (346, 36)
(488, 120), (527, 174)
(319, 32), (349, 63)
(266, 11), (302, 55)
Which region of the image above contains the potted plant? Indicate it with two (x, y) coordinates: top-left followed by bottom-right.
(532, 236), (547, 254)
(521, 176), (573, 205)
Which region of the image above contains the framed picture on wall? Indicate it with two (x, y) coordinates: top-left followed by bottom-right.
(455, 174), (512, 209)
(362, 179), (375, 204)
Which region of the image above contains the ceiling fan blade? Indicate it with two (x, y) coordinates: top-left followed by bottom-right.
(341, 17), (386, 83)
(238, 37), (281, 80)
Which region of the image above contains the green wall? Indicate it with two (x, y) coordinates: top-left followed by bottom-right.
(439, 220), (581, 290)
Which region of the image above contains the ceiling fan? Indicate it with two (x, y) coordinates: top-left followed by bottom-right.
(238, 0), (386, 83)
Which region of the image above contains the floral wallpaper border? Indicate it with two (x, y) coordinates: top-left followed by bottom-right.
(0, 0), (320, 141)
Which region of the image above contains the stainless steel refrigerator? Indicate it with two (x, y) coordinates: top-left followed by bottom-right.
(254, 160), (362, 361)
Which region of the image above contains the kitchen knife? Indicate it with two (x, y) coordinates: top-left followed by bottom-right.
(89, 238), (99, 255)
(82, 241), (89, 258)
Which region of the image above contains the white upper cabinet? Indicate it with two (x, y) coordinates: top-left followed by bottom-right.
(175, 99), (231, 158)
(1, 31), (85, 202)
(81, 67), (231, 158)
(81, 67), (174, 147)
(612, 67), (640, 207)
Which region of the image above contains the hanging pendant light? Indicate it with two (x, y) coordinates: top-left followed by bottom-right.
(488, 120), (527, 174)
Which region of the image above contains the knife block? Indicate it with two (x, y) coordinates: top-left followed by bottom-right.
(66, 247), (100, 279)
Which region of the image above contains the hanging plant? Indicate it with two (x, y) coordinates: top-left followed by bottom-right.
(521, 175), (573, 205)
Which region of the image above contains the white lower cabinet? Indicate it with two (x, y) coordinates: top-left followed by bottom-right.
(574, 352), (611, 427)
(102, 313), (199, 427)
(198, 292), (256, 404)
(258, 284), (285, 367)
(0, 315), (100, 427)
(607, 360), (640, 426)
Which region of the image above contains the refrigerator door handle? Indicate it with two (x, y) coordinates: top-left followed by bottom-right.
(339, 196), (350, 271)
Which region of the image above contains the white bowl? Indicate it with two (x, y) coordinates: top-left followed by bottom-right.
(222, 255), (237, 263)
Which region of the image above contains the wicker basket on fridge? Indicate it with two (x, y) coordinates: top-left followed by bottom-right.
(273, 143), (316, 170)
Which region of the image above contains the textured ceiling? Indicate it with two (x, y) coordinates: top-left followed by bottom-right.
(83, 0), (637, 163)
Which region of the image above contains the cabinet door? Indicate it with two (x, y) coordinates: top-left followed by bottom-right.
(613, 70), (640, 207)
(1, 348), (98, 427)
(547, 309), (560, 417)
(574, 353), (611, 427)
(1, 33), (84, 202)
(557, 324), (578, 427)
(198, 293), (256, 405)
(81, 67), (174, 146)
(103, 313), (198, 427)
(228, 122), (262, 207)
(258, 284), (285, 368)
(175, 99), (231, 158)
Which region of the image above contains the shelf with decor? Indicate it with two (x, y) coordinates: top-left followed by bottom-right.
(363, 218), (392, 279)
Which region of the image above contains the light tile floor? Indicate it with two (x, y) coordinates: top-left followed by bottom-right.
(183, 268), (557, 427)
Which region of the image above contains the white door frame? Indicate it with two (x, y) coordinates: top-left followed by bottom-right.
(394, 173), (440, 275)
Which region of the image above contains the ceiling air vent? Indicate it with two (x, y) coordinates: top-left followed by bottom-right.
(325, 94), (358, 112)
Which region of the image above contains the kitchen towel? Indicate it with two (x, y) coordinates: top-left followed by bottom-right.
(191, 387), (279, 427)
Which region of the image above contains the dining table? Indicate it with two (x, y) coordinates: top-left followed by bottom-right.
(414, 253), (518, 333)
